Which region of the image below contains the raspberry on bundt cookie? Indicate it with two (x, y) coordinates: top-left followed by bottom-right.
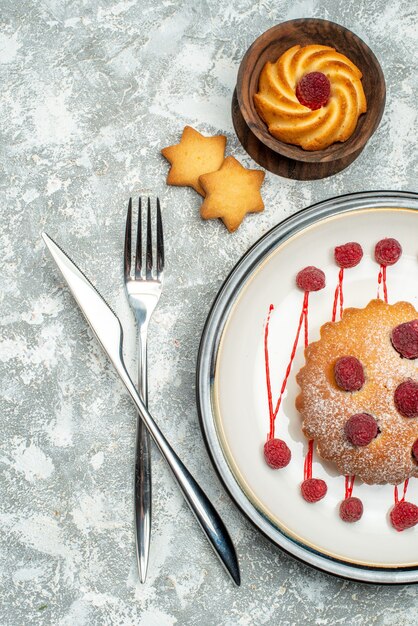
(254, 44), (367, 151)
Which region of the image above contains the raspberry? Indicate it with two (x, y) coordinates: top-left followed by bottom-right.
(334, 356), (365, 391)
(391, 320), (418, 360)
(296, 266), (326, 292)
(344, 413), (378, 446)
(339, 497), (364, 523)
(296, 72), (331, 110)
(390, 501), (418, 531)
(374, 238), (402, 266)
(263, 438), (291, 469)
(300, 478), (327, 503)
(394, 380), (418, 418)
(334, 242), (363, 268)
(412, 439), (418, 462)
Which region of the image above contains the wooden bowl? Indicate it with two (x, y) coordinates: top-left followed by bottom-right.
(234, 19), (386, 180)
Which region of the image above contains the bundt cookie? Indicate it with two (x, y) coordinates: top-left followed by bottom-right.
(296, 299), (418, 485)
(254, 44), (367, 151)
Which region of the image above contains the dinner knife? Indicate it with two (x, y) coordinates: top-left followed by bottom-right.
(42, 232), (240, 586)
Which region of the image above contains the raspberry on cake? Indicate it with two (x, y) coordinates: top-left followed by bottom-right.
(391, 320), (418, 359)
(394, 380), (418, 418)
(412, 439), (418, 462)
(296, 299), (418, 485)
(344, 413), (378, 446)
(334, 356), (365, 391)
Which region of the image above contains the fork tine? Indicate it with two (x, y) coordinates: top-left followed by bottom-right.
(146, 197), (152, 278)
(135, 197), (142, 278)
(156, 198), (164, 275)
(124, 197), (132, 280)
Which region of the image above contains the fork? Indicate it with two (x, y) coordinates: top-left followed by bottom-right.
(124, 197), (164, 583)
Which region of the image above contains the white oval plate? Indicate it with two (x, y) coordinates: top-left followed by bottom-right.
(197, 191), (418, 583)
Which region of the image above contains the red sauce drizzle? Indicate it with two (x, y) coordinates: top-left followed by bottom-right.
(304, 439), (314, 480)
(377, 257), (413, 511)
(332, 270), (355, 499)
(382, 265), (388, 303)
(344, 474), (356, 499)
(377, 264), (388, 303)
(376, 261), (410, 509)
(264, 294), (309, 440)
(331, 268), (344, 322)
(263, 291), (317, 481)
(394, 479), (409, 505)
(303, 292), (309, 348)
(301, 291), (315, 479)
(375, 262), (412, 510)
(264, 304), (275, 439)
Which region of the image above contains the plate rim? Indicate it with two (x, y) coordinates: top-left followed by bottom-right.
(196, 190), (418, 584)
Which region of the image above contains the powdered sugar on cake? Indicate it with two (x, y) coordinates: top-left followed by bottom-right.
(296, 299), (418, 485)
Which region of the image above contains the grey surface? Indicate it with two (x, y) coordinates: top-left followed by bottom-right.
(0, 0), (417, 625)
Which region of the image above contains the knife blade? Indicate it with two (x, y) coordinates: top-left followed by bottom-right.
(42, 232), (240, 586)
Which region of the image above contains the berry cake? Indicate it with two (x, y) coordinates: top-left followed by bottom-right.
(254, 44), (367, 150)
(296, 299), (418, 485)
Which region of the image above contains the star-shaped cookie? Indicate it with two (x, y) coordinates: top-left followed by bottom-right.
(199, 156), (265, 232)
(161, 126), (226, 196)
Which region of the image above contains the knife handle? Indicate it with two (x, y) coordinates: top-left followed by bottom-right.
(119, 363), (240, 586)
(41, 231), (239, 584)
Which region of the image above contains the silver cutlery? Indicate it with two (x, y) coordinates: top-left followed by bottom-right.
(42, 232), (240, 586)
(124, 197), (164, 583)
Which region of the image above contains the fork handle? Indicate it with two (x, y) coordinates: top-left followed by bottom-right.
(117, 361), (241, 586)
(135, 326), (152, 583)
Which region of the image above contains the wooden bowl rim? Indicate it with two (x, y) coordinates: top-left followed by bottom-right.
(236, 18), (386, 163)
